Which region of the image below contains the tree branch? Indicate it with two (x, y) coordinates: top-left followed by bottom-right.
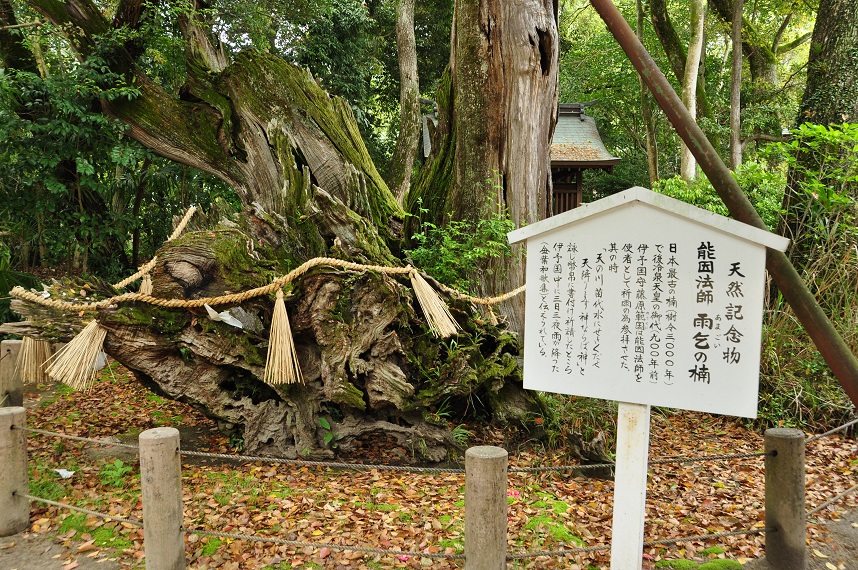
(29, 0), (242, 188)
(778, 32), (812, 54)
(1, 0), (40, 73)
(771, 13), (791, 53)
(740, 132), (789, 150)
(0, 20), (41, 30)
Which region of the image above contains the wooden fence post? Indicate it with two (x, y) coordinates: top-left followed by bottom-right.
(764, 428), (805, 570)
(0, 406), (29, 536)
(465, 445), (507, 570)
(140, 427), (185, 570)
(0, 340), (23, 408)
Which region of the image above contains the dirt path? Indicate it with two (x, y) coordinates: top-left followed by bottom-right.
(3, 508), (857, 569)
(0, 532), (124, 569)
(741, 508), (858, 570)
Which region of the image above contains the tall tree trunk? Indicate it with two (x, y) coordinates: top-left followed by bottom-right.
(0, 0), (39, 73)
(637, 0), (659, 184)
(680, 0), (705, 181)
(650, 0), (714, 129)
(130, 159), (151, 268)
(409, 0), (559, 335)
(780, 0), (858, 265)
(387, 0), (421, 204)
(729, 0), (743, 169)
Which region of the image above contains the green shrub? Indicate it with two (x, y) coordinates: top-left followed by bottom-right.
(405, 180), (516, 293)
(98, 459), (133, 488)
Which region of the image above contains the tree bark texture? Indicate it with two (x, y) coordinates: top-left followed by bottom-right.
(729, 0), (743, 169)
(636, 0), (659, 184)
(780, 0), (858, 264)
(650, 0), (714, 127)
(680, 0), (705, 181)
(409, 0), (559, 335)
(388, 0), (421, 204)
(10, 0), (551, 462)
(0, 0), (39, 73)
(708, 0), (800, 88)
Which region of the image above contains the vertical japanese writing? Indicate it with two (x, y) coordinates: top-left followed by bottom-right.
(551, 243), (564, 373)
(664, 244), (679, 385)
(648, 245), (664, 383)
(529, 232), (759, 395)
(634, 244), (648, 382)
(690, 241), (715, 384)
(722, 261), (746, 364)
(577, 254), (591, 374)
(619, 243), (632, 371)
(592, 251), (605, 369)
(538, 242), (549, 358)
(564, 243), (578, 375)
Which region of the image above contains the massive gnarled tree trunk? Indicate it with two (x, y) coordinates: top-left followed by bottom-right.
(408, 0), (559, 335)
(3, 0), (550, 462)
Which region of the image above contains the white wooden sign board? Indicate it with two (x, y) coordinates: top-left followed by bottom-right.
(509, 187), (789, 569)
(508, 186), (789, 419)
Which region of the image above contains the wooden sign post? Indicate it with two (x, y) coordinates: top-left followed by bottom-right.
(509, 187), (789, 568)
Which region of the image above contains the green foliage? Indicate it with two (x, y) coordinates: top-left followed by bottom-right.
(767, 122), (858, 210)
(99, 459), (133, 488)
(0, 22), (239, 281)
(652, 161), (786, 231)
(0, 240), (38, 327)
(228, 432), (245, 452)
(58, 513), (88, 534)
(451, 424), (473, 446)
(29, 471), (68, 502)
(318, 417), (341, 447)
(405, 188), (516, 293)
(758, 311), (854, 432)
(754, 124), (858, 431)
(521, 513), (584, 545)
(202, 537), (223, 556)
(534, 393), (617, 453)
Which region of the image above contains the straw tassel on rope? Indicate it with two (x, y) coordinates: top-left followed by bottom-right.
(263, 289), (303, 385)
(45, 320), (108, 391)
(15, 336), (52, 385)
(139, 274), (153, 296)
(409, 268), (460, 338)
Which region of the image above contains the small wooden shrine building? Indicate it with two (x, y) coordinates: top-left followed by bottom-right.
(550, 102), (620, 216)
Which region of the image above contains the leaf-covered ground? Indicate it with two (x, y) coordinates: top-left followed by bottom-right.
(4, 363), (857, 569)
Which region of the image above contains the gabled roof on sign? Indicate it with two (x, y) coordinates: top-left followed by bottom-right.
(508, 186), (790, 251)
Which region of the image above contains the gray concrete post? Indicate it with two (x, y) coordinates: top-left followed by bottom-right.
(765, 428), (805, 570)
(139, 427), (185, 569)
(0, 406), (29, 536)
(464, 445), (508, 570)
(0, 340), (23, 408)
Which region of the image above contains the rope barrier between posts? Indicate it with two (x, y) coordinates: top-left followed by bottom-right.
(23, 493), (142, 527)
(806, 417), (858, 444)
(184, 527), (466, 560)
(23, 427), (139, 450)
(807, 483), (858, 516)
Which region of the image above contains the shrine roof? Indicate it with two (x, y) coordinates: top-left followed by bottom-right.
(508, 186), (790, 251)
(551, 104), (620, 167)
